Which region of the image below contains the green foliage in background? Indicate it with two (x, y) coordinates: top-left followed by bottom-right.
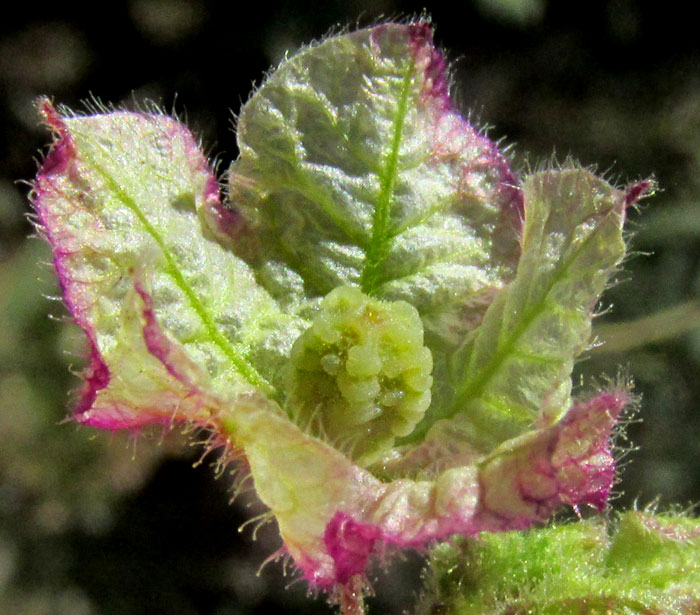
(418, 511), (700, 615)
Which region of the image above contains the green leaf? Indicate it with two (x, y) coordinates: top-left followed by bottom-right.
(417, 511), (700, 615)
(437, 169), (626, 449)
(228, 23), (522, 350)
(34, 102), (305, 427)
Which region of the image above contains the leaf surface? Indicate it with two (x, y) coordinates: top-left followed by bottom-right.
(33, 102), (303, 427)
(436, 169), (627, 449)
(228, 23), (522, 349)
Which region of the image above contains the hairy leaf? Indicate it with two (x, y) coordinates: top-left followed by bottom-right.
(228, 23), (522, 349)
(33, 101), (304, 428)
(438, 169), (627, 449)
(418, 511), (700, 615)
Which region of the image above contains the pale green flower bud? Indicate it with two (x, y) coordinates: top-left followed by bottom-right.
(286, 285), (433, 465)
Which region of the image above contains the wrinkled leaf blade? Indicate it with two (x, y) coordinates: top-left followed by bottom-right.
(228, 24), (522, 349)
(443, 169), (627, 448)
(33, 102), (302, 427)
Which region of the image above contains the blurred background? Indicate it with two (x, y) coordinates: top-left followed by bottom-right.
(2, 0), (700, 613)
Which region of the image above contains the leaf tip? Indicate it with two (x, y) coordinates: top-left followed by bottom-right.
(407, 22), (451, 110)
(35, 99), (74, 179)
(554, 389), (633, 511)
(623, 178), (655, 209)
(324, 512), (381, 586)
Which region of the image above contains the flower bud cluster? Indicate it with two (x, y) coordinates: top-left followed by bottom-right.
(286, 286), (432, 465)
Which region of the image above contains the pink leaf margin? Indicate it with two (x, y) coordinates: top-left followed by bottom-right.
(31, 99), (222, 430)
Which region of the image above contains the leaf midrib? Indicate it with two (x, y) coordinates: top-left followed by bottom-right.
(451, 204), (618, 416)
(402, 206), (616, 447)
(360, 55), (416, 295)
(87, 154), (276, 397)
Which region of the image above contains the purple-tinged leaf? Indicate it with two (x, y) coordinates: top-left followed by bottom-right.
(33, 100), (303, 429)
(229, 23), (522, 349)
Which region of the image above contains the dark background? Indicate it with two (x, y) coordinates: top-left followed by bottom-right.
(2, 1), (700, 613)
